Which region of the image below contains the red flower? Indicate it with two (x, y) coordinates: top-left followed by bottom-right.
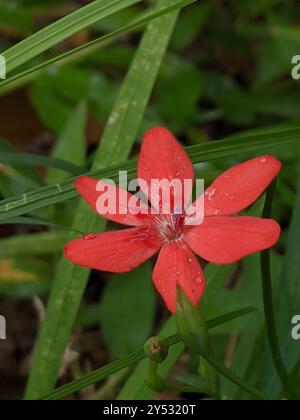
(65, 127), (281, 313)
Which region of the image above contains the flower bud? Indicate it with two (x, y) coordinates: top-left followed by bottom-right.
(144, 336), (169, 363)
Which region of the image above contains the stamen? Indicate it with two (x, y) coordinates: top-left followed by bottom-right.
(154, 208), (186, 243)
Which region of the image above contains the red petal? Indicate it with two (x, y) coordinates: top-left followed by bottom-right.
(184, 216), (281, 264)
(153, 242), (206, 314)
(138, 127), (194, 212)
(188, 155), (281, 218)
(65, 227), (161, 272)
(74, 176), (152, 226)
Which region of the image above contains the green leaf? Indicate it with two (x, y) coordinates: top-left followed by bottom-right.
(0, 0), (196, 95)
(221, 317), (259, 400)
(0, 138), (42, 193)
(0, 231), (68, 258)
(157, 60), (202, 127)
(1, 127), (299, 223)
(25, 0), (182, 399)
(0, 152), (86, 176)
(0, 2), (33, 32)
(2, 0), (143, 75)
(0, 216), (84, 234)
(171, 2), (210, 50)
(200, 351), (272, 401)
(258, 174), (300, 397)
(46, 103), (86, 185)
(100, 263), (156, 357)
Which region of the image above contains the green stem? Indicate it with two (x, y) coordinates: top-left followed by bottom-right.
(145, 359), (210, 396)
(260, 180), (297, 400)
(176, 288), (220, 398)
(200, 352), (273, 401)
(145, 360), (164, 392)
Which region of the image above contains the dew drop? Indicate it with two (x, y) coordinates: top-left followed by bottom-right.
(260, 157), (267, 164)
(205, 188), (216, 201)
(84, 233), (96, 240)
(214, 209), (221, 215)
(195, 275), (203, 284)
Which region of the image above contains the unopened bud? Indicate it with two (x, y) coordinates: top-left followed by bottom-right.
(144, 336), (169, 363)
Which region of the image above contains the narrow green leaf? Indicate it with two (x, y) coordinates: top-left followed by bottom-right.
(0, 231), (68, 258)
(0, 138), (42, 190)
(0, 216), (84, 234)
(200, 352), (272, 401)
(0, 153), (86, 175)
(260, 181), (295, 399)
(258, 173), (300, 397)
(2, 0), (143, 75)
(0, 0), (196, 94)
(1, 127), (299, 223)
(221, 317), (259, 400)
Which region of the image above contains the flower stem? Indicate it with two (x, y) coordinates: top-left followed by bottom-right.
(200, 352), (273, 400)
(260, 180), (298, 400)
(145, 360), (164, 392)
(176, 287), (220, 399)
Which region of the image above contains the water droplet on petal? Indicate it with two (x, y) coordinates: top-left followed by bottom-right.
(260, 157), (267, 164)
(195, 274), (203, 284)
(205, 188), (217, 201)
(84, 233), (96, 240)
(214, 209), (221, 215)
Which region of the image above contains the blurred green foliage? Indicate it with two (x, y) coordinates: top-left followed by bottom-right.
(1, 0), (300, 400)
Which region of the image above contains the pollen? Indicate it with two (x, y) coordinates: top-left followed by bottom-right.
(154, 212), (186, 243)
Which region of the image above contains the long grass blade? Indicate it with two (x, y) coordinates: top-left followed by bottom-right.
(0, 127), (299, 223)
(2, 0), (143, 75)
(0, 0), (196, 94)
(0, 231), (68, 258)
(0, 153), (86, 175)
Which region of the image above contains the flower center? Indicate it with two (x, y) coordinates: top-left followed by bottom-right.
(154, 209), (186, 242)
